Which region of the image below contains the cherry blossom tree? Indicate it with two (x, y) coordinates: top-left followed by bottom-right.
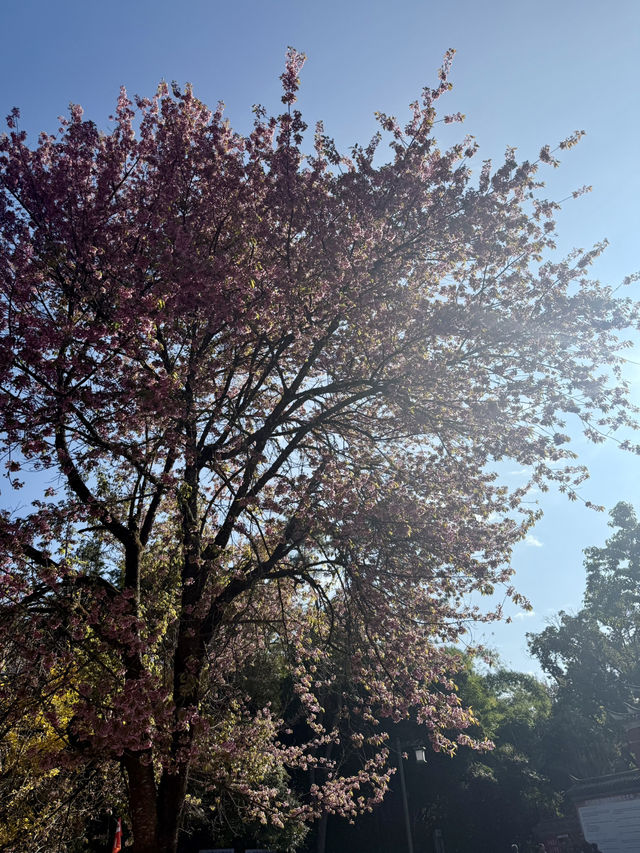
(0, 49), (637, 853)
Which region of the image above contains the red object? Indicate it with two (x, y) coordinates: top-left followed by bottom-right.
(111, 818), (122, 853)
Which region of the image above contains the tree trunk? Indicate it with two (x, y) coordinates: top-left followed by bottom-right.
(157, 767), (190, 853)
(124, 754), (160, 853)
(123, 755), (192, 853)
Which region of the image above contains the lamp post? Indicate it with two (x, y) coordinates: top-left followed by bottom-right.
(396, 740), (427, 853)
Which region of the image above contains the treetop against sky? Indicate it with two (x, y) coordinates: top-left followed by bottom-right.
(1, 36), (639, 851)
(1, 0), (639, 668)
(1, 4), (639, 850)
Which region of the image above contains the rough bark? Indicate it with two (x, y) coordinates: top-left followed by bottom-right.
(124, 755), (160, 853)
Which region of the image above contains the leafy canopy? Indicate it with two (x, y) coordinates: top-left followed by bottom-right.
(0, 49), (638, 853)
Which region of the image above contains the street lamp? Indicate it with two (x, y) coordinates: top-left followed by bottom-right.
(396, 739), (427, 853)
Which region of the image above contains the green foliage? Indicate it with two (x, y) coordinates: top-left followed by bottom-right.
(528, 502), (640, 785)
(319, 660), (559, 853)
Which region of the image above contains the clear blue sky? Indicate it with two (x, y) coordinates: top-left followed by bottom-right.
(2, 0), (639, 674)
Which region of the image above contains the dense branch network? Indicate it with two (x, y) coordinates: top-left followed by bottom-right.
(0, 49), (637, 853)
